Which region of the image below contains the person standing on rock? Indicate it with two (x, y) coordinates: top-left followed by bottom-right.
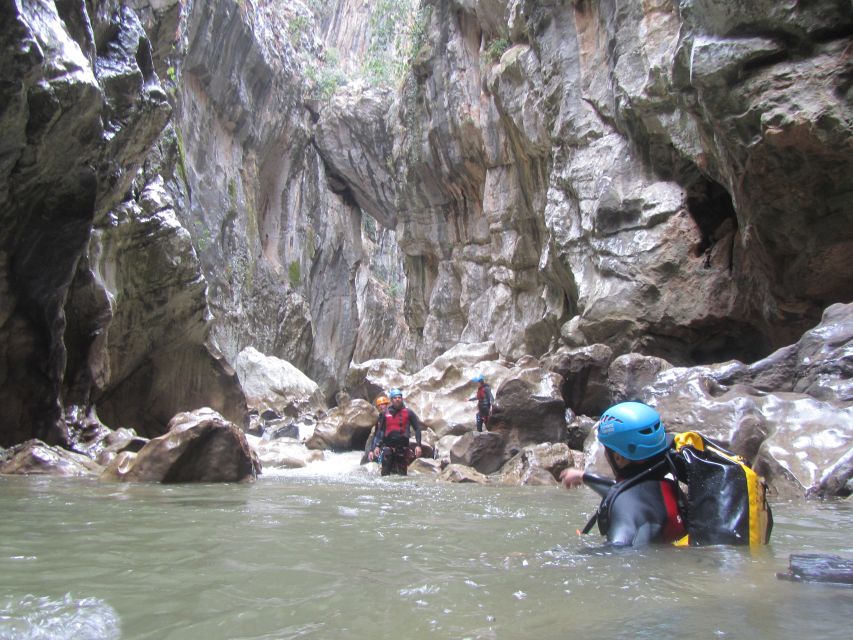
(372, 388), (423, 476)
(468, 374), (494, 432)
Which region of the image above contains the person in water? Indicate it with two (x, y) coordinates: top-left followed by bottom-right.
(372, 388), (423, 476)
(559, 401), (685, 547)
(365, 395), (391, 465)
(468, 374), (493, 432)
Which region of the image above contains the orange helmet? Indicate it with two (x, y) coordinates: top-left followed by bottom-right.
(375, 395), (390, 408)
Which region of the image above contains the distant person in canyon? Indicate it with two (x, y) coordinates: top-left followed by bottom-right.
(468, 374), (494, 432)
(371, 388), (423, 476)
(559, 402), (686, 547)
(364, 394), (391, 465)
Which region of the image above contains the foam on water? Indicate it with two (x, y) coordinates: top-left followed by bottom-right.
(0, 593), (121, 640)
(259, 450), (370, 480)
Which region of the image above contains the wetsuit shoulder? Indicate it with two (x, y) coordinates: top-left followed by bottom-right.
(604, 479), (676, 547)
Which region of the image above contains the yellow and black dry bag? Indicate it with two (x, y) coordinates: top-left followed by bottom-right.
(668, 432), (772, 547)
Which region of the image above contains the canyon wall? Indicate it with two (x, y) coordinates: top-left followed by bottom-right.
(1, 0), (850, 446)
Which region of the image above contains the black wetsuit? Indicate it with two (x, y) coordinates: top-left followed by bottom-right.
(472, 384), (493, 432)
(374, 404), (422, 476)
(583, 456), (685, 547)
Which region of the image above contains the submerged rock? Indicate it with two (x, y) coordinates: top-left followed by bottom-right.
(438, 463), (490, 484)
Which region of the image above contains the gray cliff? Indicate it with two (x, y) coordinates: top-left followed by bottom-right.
(0, 0), (850, 453)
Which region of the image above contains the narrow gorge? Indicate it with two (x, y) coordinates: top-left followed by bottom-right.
(1, 1), (851, 497)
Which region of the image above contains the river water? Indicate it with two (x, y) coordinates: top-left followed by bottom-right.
(2, 453), (851, 640)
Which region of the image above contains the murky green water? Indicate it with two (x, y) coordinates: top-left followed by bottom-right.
(2, 454), (852, 639)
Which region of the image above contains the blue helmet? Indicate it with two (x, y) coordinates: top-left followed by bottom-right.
(471, 374), (485, 383)
(388, 388), (403, 399)
(596, 402), (667, 460)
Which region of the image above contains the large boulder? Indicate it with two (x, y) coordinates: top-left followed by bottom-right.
(343, 358), (412, 404)
(403, 342), (509, 436)
(304, 399), (377, 451)
(652, 378), (852, 499)
(408, 457), (443, 477)
(234, 347), (326, 417)
(495, 443), (573, 487)
(487, 365), (567, 457)
(449, 431), (506, 474)
(719, 303), (853, 405)
(345, 342), (505, 437)
(542, 344), (613, 416)
(100, 408), (260, 483)
(608, 354), (674, 404)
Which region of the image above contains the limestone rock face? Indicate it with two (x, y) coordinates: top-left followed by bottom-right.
(315, 85), (397, 229)
(169, 0), (371, 403)
(100, 408), (260, 483)
(307, 0), (853, 372)
(87, 179), (247, 438)
(0, 1), (170, 446)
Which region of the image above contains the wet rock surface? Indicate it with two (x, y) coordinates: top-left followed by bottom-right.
(100, 408), (260, 483)
(0, 440), (103, 477)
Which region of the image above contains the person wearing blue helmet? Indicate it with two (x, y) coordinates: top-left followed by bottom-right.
(372, 388), (423, 476)
(468, 374), (493, 432)
(559, 401), (685, 547)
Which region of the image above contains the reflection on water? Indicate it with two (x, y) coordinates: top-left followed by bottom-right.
(1, 455), (851, 640)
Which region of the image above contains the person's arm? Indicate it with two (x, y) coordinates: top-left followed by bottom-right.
(408, 409), (422, 446)
(560, 470), (615, 498)
(583, 473), (616, 499)
(486, 385), (494, 406)
(373, 414), (386, 451)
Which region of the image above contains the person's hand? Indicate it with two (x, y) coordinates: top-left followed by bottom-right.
(368, 450), (375, 462)
(559, 468), (584, 489)
(373, 447), (381, 458)
(414, 446), (422, 457)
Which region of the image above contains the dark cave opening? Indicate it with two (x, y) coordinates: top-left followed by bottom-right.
(687, 326), (772, 366)
(685, 176), (738, 255)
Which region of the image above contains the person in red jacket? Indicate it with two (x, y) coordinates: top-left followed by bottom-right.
(372, 388), (423, 476)
(468, 374), (493, 432)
